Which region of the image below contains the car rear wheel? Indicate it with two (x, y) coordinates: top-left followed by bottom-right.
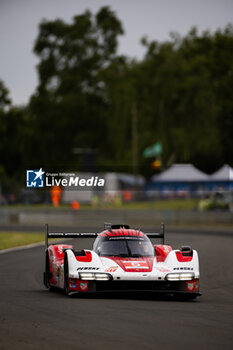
(64, 253), (69, 295)
(44, 251), (50, 288)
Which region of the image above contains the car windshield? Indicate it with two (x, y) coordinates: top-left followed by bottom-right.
(96, 237), (154, 257)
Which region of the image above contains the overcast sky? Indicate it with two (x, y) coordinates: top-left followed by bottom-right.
(0, 0), (232, 105)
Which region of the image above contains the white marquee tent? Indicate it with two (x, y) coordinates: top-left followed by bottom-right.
(151, 164), (209, 182)
(209, 165), (233, 181)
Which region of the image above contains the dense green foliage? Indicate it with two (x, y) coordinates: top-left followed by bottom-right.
(0, 7), (233, 190)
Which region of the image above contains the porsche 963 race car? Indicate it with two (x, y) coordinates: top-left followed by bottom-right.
(44, 223), (201, 299)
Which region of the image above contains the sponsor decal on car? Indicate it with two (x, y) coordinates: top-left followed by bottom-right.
(187, 282), (195, 291)
(77, 267), (100, 270)
(186, 280), (199, 292)
(80, 282), (88, 291)
(163, 246), (171, 253)
(123, 261), (149, 269)
(155, 267), (171, 272)
(57, 246), (64, 255)
(109, 237), (144, 240)
(105, 267), (118, 272)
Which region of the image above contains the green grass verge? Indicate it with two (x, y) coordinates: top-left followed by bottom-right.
(112, 199), (198, 210)
(2, 199), (198, 210)
(0, 232), (44, 250)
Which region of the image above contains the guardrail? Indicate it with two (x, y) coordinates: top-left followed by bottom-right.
(0, 208), (233, 227)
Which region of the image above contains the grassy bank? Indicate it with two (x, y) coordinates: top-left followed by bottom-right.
(0, 232), (44, 250)
(1, 198), (198, 211)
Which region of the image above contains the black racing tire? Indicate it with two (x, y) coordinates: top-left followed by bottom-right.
(184, 294), (198, 300)
(64, 253), (69, 295)
(44, 250), (50, 288)
(174, 293), (198, 301)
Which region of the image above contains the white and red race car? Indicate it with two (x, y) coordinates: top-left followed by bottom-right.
(44, 224), (201, 299)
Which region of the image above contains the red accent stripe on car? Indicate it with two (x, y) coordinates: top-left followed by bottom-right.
(76, 251), (92, 262)
(101, 229), (145, 237)
(175, 251), (193, 262)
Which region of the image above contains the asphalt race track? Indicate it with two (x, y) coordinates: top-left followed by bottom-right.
(0, 230), (233, 350)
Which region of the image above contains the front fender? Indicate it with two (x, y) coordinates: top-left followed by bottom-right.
(65, 249), (104, 277)
(162, 250), (200, 279)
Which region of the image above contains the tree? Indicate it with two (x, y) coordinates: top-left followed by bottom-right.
(1, 12), (233, 187)
(0, 79), (11, 181)
(0, 80), (11, 110)
(30, 7), (123, 170)
(0, 81), (34, 194)
(132, 26), (233, 173)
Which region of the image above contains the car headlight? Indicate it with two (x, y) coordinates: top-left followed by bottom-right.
(165, 273), (194, 281)
(79, 272), (112, 281)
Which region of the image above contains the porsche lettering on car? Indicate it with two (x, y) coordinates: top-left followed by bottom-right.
(43, 223), (201, 299)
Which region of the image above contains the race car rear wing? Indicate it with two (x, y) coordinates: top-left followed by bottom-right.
(45, 224), (98, 249)
(45, 223), (165, 249)
(145, 223), (165, 244)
